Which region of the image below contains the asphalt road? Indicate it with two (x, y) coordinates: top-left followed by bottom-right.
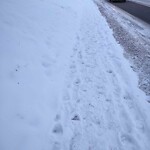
(111, 1), (150, 24)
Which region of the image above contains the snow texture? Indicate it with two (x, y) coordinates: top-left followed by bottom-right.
(95, 0), (150, 96)
(0, 0), (150, 150)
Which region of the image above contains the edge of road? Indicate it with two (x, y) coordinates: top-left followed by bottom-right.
(129, 0), (150, 7)
(96, 0), (150, 97)
(107, 0), (150, 28)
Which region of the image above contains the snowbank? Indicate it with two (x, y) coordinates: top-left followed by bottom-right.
(0, 0), (83, 149)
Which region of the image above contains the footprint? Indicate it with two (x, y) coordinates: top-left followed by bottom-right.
(108, 146), (120, 150)
(16, 113), (24, 120)
(135, 120), (145, 132)
(105, 99), (111, 102)
(107, 70), (113, 73)
(52, 123), (63, 134)
(71, 114), (80, 121)
(78, 51), (82, 60)
(120, 134), (132, 143)
(55, 114), (61, 121)
(120, 133), (139, 148)
(70, 65), (76, 74)
(70, 133), (82, 150)
(15, 65), (20, 72)
(74, 78), (81, 86)
(123, 93), (134, 109)
(52, 142), (61, 150)
(41, 61), (51, 68)
(63, 92), (70, 101)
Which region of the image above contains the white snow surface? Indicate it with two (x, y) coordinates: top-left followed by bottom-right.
(0, 0), (150, 150)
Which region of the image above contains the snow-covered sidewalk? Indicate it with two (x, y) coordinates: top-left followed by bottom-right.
(0, 0), (150, 150)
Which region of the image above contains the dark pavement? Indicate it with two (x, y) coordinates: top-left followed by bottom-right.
(111, 1), (150, 24)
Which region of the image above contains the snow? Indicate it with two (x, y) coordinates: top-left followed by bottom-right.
(0, 0), (150, 150)
(0, 0), (83, 149)
(95, 0), (150, 95)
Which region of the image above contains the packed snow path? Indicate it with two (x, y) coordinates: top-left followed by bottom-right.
(53, 2), (150, 150)
(1, 0), (150, 150)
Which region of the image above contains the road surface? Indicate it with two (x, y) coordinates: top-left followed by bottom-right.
(111, 1), (150, 24)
